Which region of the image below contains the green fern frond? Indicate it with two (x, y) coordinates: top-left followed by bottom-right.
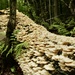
(6, 46), (13, 57)
(23, 41), (29, 48)
(14, 41), (29, 51)
(0, 43), (5, 53)
(14, 41), (29, 57)
(15, 47), (21, 57)
(13, 29), (20, 34)
(1, 45), (8, 55)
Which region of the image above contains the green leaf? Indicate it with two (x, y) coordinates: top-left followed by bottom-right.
(23, 41), (29, 48)
(11, 66), (16, 73)
(6, 46), (13, 57)
(1, 45), (8, 55)
(0, 43), (5, 51)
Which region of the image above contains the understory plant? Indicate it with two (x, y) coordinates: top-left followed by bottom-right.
(0, 29), (29, 58)
(0, 29), (29, 74)
(49, 17), (75, 36)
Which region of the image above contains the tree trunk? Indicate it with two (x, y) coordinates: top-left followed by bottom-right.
(49, 0), (52, 24)
(59, 0), (62, 14)
(6, 0), (17, 39)
(69, 0), (75, 17)
(54, 0), (58, 17)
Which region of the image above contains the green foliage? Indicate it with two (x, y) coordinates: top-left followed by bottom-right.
(49, 24), (69, 35)
(17, 0), (48, 24)
(70, 27), (75, 36)
(0, 41), (5, 54)
(0, 0), (9, 10)
(41, 21), (49, 29)
(0, 30), (29, 58)
(49, 18), (75, 36)
(10, 66), (16, 73)
(17, 0), (37, 20)
(14, 41), (29, 57)
(66, 18), (75, 29)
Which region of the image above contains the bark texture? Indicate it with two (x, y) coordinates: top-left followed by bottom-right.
(6, 0), (16, 39)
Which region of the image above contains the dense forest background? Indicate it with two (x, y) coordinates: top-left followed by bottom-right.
(0, 0), (75, 36)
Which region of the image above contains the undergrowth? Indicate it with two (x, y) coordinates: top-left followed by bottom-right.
(0, 30), (27, 74)
(49, 17), (75, 36)
(0, 29), (29, 58)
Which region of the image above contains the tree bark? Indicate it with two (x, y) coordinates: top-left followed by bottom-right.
(69, 0), (75, 16)
(49, 0), (52, 24)
(54, 0), (58, 17)
(6, 0), (17, 39)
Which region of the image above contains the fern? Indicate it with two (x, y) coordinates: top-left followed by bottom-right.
(6, 46), (13, 57)
(49, 18), (75, 36)
(0, 42), (5, 53)
(1, 45), (8, 55)
(14, 41), (29, 57)
(0, 30), (29, 58)
(70, 27), (75, 36)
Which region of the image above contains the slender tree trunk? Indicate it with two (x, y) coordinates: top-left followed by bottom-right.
(49, 0), (52, 24)
(60, 0), (62, 14)
(54, 0), (58, 17)
(69, 0), (75, 17)
(6, 0), (17, 39)
(44, 0), (47, 11)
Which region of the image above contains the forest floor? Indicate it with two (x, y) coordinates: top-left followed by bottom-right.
(0, 9), (75, 75)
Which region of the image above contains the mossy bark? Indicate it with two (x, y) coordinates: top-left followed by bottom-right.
(4, 0), (17, 57)
(6, 0), (17, 39)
